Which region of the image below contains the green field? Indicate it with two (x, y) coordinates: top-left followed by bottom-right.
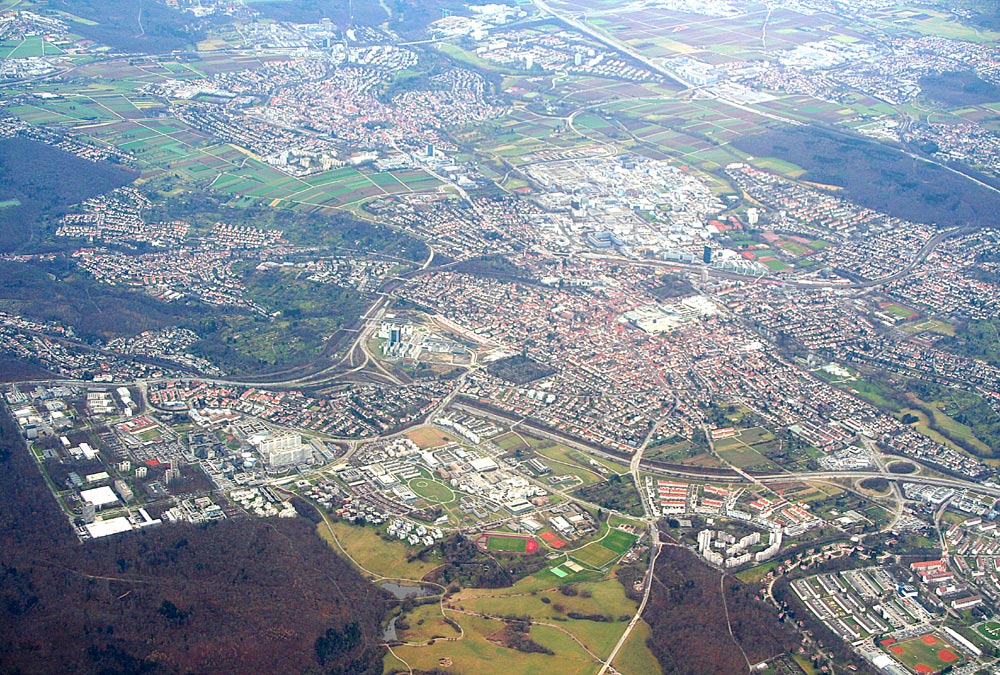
(881, 633), (965, 674)
(316, 519), (440, 580)
(534, 444), (625, 485)
(902, 319), (955, 336)
(612, 619), (662, 675)
(486, 535), (530, 553)
(977, 620), (1000, 641)
(715, 437), (779, 471)
(736, 560), (781, 584)
(454, 578), (640, 658)
(409, 477), (456, 503)
(571, 542), (623, 568)
(882, 303), (918, 319)
(601, 529), (638, 554)
(387, 612), (599, 675)
(391, 602), (457, 644)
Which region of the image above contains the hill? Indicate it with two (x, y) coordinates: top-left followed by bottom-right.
(0, 137), (137, 253)
(48, 0), (209, 54)
(733, 125), (1000, 229)
(0, 405), (393, 675)
(634, 545), (797, 675)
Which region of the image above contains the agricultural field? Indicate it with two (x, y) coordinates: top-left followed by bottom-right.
(714, 433), (781, 472)
(645, 438), (720, 467)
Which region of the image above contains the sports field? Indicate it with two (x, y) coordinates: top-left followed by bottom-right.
(477, 533), (539, 554)
(977, 620), (1000, 641)
(602, 529), (638, 554)
(881, 633), (965, 674)
(409, 477), (455, 503)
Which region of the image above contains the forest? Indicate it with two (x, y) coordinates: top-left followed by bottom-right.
(0, 405), (393, 675)
(486, 354), (557, 385)
(733, 126), (1000, 229)
(0, 254), (374, 376)
(47, 0), (213, 53)
(918, 70), (1000, 106)
(0, 137), (137, 253)
(635, 545), (797, 675)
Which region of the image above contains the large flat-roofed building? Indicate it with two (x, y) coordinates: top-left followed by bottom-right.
(85, 516), (133, 539)
(254, 431), (309, 467)
(469, 456), (499, 472)
(80, 486), (119, 508)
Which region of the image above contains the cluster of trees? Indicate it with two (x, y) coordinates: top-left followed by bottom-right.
(453, 254), (533, 283)
(639, 546), (797, 675)
(486, 354), (557, 385)
(576, 475), (645, 517)
(314, 627), (384, 675)
(422, 535), (547, 589)
(492, 619), (553, 655)
(0, 405), (394, 675)
(650, 272), (695, 300)
(249, 0), (385, 26)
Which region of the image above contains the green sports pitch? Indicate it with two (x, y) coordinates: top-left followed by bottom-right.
(881, 633), (965, 674)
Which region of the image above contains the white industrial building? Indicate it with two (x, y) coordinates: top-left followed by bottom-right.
(80, 486), (119, 508)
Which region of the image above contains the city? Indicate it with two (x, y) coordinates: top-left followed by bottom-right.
(1, 0), (1000, 674)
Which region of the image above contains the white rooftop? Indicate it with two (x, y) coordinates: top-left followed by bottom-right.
(470, 457), (499, 472)
(85, 517), (133, 538)
(80, 486), (118, 507)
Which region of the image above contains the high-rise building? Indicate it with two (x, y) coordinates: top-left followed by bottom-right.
(703, 246), (712, 264)
(256, 432), (308, 467)
(164, 466), (181, 485)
